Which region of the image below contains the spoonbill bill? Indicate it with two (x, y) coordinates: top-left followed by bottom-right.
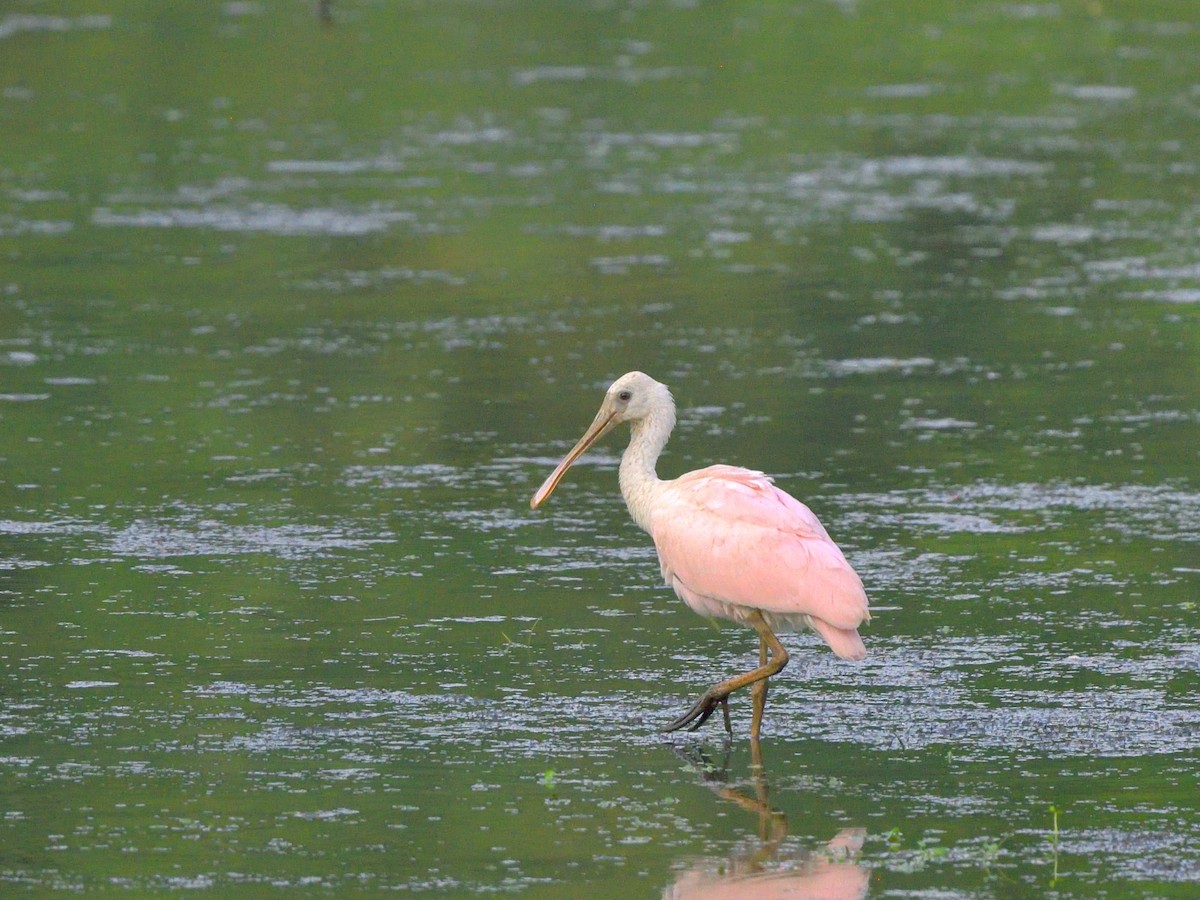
(530, 371), (870, 741)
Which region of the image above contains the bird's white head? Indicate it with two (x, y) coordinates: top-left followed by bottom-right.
(530, 371), (674, 509)
(604, 370), (674, 425)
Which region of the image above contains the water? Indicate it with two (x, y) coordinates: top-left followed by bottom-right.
(2, 1), (1198, 895)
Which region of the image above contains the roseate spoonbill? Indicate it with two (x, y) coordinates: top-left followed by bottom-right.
(530, 371), (870, 741)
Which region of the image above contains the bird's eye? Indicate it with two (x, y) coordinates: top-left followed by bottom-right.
(617, 389), (632, 402)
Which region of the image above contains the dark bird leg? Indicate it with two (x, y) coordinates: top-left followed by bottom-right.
(664, 610), (789, 736)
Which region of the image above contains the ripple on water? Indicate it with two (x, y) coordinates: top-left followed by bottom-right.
(265, 158), (408, 174)
(899, 417), (979, 431)
(1055, 84), (1137, 101)
(109, 519), (392, 559)
(1066, 827), (1199, 883)
(842, 480), (1200, 541)
(512, 65), (697, 86)
(0, 14), (111, 40)
(787, 648), (1200, 759)
(1128, 288), (1200, 304)
(91, 204), (416, 236)
(0, 518), (89, 535)
(292, 266), (466, 291)
(823, 356), (935, 376)
(342, 463), (467, 490)
(0, 217), (72, 236)
(854, 155), (1051, 179)
(590, 254), (671, 274)
(175, 621), (1200, 763)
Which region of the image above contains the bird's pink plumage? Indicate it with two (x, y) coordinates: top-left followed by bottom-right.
(649, 465), (869, 659)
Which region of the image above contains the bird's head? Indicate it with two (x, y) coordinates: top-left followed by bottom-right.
(603, 370), (673, 425)
(530, 371), (673, 509)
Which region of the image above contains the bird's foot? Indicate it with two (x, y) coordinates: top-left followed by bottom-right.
(663, 690), (732, 735)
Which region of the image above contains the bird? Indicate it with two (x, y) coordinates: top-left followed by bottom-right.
(530, 371), (870, 741)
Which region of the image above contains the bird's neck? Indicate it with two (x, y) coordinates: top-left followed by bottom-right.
(619, 406), (674, 533)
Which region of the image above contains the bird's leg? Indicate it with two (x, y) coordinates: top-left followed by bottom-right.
(663, 611), (789, 736)
(750, 635), (768, 743)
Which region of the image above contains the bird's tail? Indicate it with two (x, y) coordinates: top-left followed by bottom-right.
(810, 618), (867, 661)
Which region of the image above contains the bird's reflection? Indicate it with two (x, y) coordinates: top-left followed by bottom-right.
(665, 738), (870, 899)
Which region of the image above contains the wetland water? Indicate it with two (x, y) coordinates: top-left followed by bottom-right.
(2, 1), (1198, 895)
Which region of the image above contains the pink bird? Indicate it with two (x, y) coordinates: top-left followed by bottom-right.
(531, 371), (870, 741)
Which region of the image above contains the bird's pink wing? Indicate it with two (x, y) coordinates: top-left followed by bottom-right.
(650, 466), (869, 636)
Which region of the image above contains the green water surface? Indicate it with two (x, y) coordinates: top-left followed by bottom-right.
(1, 1), (1198, 896)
